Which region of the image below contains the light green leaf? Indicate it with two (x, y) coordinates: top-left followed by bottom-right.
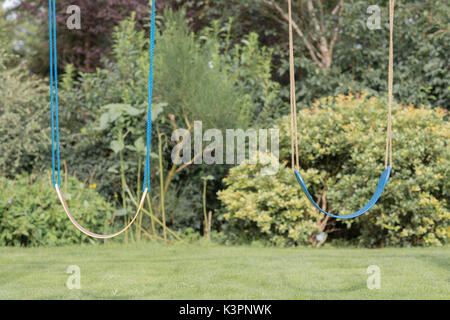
(151, 102), (168, 121)
(110, 140), (125, 154)
(97, 113), (110, 131)
(134, 137), (146, 153)
(115, 209), (128, 217)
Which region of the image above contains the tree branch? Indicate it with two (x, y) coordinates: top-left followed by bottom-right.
(329, 0), (345, 59)
(262, 0), (324, 68)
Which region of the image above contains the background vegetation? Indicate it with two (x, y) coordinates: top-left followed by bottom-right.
(0, 0), (448, 248)
(220, 93), (449, 247)
(0, 174), (113, 246)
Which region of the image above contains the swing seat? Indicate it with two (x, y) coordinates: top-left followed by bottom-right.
(294, 166), (391, 219)
(55, 184), (148, 239)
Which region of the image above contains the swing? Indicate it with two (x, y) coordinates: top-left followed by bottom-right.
(287, 0), (395, 219)
(48, 0), (157, 238)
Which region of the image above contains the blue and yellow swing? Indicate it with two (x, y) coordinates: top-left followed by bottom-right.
(48, 0), (157, 238)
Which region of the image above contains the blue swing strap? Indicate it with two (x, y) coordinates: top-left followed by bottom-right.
(294, 167), (391, 219)
(49, 0), (60, 188)
(49, 0), (156, 191)
(287, 0), (396, 219)
(143, 0), (156, 192)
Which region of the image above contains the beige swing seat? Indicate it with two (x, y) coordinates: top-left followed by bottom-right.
(55, 184), (148, 239)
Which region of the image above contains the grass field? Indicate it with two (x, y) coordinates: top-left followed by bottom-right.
(0, 243), (448, 300)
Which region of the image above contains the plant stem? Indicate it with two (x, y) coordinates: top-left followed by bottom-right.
(203, 180), (210, 240)
(208, 211), (212, 240)
(119, 131), (128, 244)
(124, 185), (183, 243)
(136, 155), (142, 242)
(157, 129), (167, 243)
(146, 195), (156, 235)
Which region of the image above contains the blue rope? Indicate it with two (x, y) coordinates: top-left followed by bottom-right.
(49, 0), (60, 187)
(48, 0), (56, 187)
(52, 0), (61, 187)
(143, 0), (156, 192)
(49, 0), (156, 191)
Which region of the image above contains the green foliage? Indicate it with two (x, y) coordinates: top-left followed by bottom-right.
(334, 0), (450, 109)
(155, 9), (253, 130)
(208, 22), (284, 126)
(0, 7), (11, 52)
(3, 2), (447, 248)
(220, 93), (449, 247)
(0, 51), (49, 177)
(57, 10), (280, 236)
(190, 0), (449, 109)
(218, 158), (325, 246)
(273, 0), (450, 109)
(0, 174), (114, 246)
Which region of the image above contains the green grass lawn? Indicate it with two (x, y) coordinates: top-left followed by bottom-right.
(0, 243), (448, 299)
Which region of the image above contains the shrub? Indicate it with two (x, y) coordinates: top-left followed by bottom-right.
(0, 173), (114, 246)
(218, 156), (326, 246)
(219, 93), (449, 247)
(0, 52), (49, 177)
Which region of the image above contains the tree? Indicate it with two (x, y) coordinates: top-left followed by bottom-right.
(262, 0), (344, 69)
(185, 0), (449, 109)
(16, 0), (153, 73)
(0, 6), (15, 56)
(0, 9), (50, 177)
(260, 0), (449, 109)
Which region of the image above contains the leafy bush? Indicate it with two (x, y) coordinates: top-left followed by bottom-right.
(334, 0), (450, 109)
(155, 9), (253, 130)
(198, 20), (284, 126)
(0, 7), (13, 55)
(0, 51), (49, 178)
(271, 0), (450, 110)
(220, 93), (449, 247)
(58, 11), (255, 194)
(0, 174), (114, 246)
(218, 156), (326, 246)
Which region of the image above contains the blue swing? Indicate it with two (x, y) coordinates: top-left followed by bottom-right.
(287, 0), (395, 219)
(294, 167), (391, 219)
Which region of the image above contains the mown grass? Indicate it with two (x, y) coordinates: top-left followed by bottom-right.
(0, 243), (448, 299)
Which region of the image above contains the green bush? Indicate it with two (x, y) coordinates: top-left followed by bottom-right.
(0, 174), (114, 246)
(219, 93), (449, 247)
(0, 51), (49, 177)
(218, 157), (325, 246)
